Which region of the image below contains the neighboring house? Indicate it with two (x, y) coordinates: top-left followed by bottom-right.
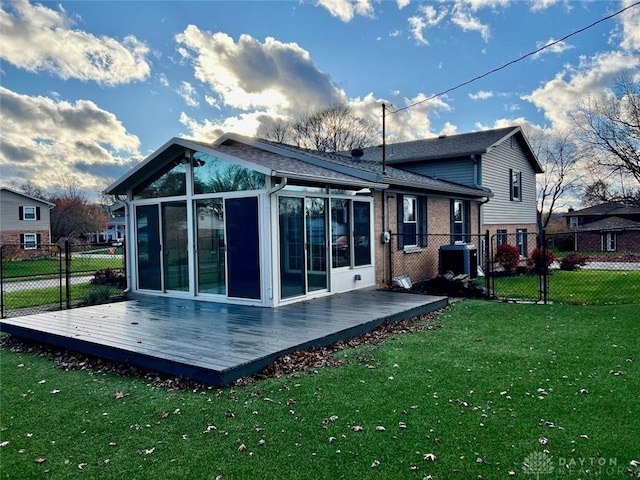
(0, 186), (54, 248)
(565, 202), (640, 252)
(87, 203), (127, 244)
(358, 126), (543, 257)
(106, 133), (491, 307)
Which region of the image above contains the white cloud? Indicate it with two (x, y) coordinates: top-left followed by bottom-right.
(158, 73), (169, 87)
(469, 90), (494, 100)
(620, 0), (640, 51)
(175, 27), (345, 115)
(389, 29), (401, 37)
(451, 3), (491, 42)
(315, 0), (374, 22)
(530, 0), (563, 13)
(408, 5), (447, 45)
(177, 81), (199, 108)
(523, 51), (640, 130)
(178, 111), (265, 141)
(0, 0), (150, 85)
(397, 0), (410, 9)
(0, 87), (141, 193)
(532, 38), (574, 59)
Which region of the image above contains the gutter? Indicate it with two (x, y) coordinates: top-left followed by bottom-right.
(116, 194), (132, 294)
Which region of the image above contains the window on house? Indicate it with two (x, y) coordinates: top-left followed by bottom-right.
(516, 228), (527, 257)
(20, 206), (39, 220)
(331, 199), (373, 268)
(497, 229), (508, 247)
(602, 232), (616, 252)
(510, 170), (522, 201)
(22, 233), (37, 250)
(397, 195), (427, 249)
(569, 217), (578, 228)
(451, 199), (471, 243)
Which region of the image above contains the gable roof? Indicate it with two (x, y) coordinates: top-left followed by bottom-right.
(566, 202), (640, 217)
(357, 126), (543, 173)
(0, 186), (55, 207)
(107, 134), (492, 200)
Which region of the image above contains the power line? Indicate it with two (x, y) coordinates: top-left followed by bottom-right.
(389, 0), (640, 115)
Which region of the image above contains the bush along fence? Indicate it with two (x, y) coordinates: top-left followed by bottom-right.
(389, 230), (640, 305)
(0, 240), (126, 318)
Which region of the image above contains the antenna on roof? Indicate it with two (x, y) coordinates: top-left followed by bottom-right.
(382, 103), (387, 175)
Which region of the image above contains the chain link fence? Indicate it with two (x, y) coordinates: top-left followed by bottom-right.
(1, 241), (126, 318)
(389, 230), (640, 305)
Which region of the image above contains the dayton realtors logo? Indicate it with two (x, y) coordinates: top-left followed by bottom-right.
(523, 451), (554, 478)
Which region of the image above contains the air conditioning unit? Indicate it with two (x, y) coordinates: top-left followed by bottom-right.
(439, 244), (478, 279)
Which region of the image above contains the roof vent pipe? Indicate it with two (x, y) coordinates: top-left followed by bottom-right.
(351, 148), (364, 163)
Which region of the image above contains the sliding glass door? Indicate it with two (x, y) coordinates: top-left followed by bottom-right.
(162, 202), (189, 291)
(279, 196), (327, 299)
(195, 199), (225, 294)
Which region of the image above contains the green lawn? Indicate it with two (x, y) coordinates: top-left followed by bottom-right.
(491, 269), (640, 304)
(1, 300), (638, 479)
(2, 284), (123, 310)
(2, 255), (123, 281)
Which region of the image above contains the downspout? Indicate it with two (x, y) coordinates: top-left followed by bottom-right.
(116, 194), (132, 294)
(268, 176), (288, 195)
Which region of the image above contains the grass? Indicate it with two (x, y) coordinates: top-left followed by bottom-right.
(2, 284), (123, 310)
(1, 300), (638, 479)
(491, 269), (640, 304)
(1, 255), (123, 281)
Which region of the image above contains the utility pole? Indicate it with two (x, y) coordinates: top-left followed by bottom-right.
(382, 103), (387, 175)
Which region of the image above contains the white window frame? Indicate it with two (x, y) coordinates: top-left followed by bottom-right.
(403, 195), (418, 247)
(569, 217), (578, 228)
(511, 171), (522, 201)
(602, 232), (616, 252)
(516, 228), (527, 257)
(23, 206), (37, 220)
(496, 229), (508, 246)
(23, 233), (37, 250)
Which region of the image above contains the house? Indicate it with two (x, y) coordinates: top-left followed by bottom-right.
(358, 126), (543, 257)
(106, 133), (491, 307)
(0, 186), (54, 249)
(565, 202), (640, 252)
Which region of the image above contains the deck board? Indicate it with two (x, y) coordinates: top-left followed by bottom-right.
(0, 289), (447, 386)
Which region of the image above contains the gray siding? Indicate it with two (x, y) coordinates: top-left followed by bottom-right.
(400, 158), (476, 186)
(0, 189), (52, 232)
(481, 138), (538, 225)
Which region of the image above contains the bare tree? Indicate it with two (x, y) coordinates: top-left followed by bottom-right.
(572, 72), (640, 205)
(532, 130), (581, 230)
(257, 117), (293, 144)
(260, 103), (377, 152)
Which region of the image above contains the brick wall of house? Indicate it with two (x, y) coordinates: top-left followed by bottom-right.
(0, 230), (51, 245)
(577, 231), (640, 252)
(374, 191), (482, 286)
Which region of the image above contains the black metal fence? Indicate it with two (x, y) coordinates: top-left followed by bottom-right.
(1, 241), (126, 318)
(389, 230), (640, 305)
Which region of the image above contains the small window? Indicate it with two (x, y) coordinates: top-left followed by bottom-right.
(402, 196), (418, 247)
(510, 170), (522, 201)
(603, 232), (616, 252)
(516, 228), (527, 257)
(497, 229), (508, 246)
(23, 233), (37, 250)
(451, 199), (471, 243)
(20, 205), (39, 220)
(569, 217), (578, 228)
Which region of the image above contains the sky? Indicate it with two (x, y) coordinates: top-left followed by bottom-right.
(1, 0), (639, 199)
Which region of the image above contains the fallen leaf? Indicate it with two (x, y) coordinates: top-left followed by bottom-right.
(423, 453), (436, 461)
(352, 425), (364, 432)
(376, 426), (386, 432)
(114, 391), (127, 399)
(203, 425), (217, 433)
(78, 463), (87, 470)
(0, 442), (8, 447)
(35, 457), (46, 464)
(138, 447), (155, 455)
(51, 389), (61, 394)
(238, 443), (247, 452)
(160, 411), (169, 418)
(399, 422), (407, 429)
(371, 460), (380, 467)
(38, 380), (46, 384)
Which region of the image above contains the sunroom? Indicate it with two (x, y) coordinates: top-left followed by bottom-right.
(106, 134), (387, 307)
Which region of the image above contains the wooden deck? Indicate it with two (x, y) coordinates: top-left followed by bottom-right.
(0, 289), (447, 386)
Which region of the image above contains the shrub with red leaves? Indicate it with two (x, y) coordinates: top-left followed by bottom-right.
(528, 247), (555, 274)
(495, 244), (520, 275)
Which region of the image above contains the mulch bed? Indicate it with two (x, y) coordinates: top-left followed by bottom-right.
(0, 310), (443, 391)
